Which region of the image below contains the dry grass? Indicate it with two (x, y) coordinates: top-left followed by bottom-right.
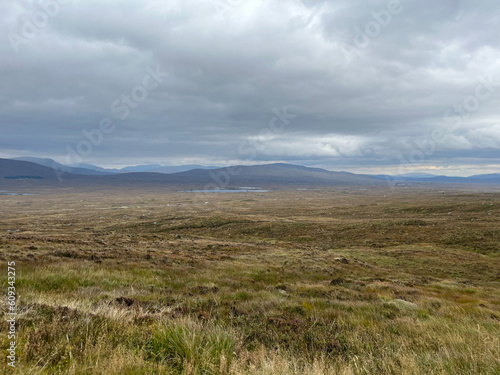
(0, 187), (499, 374)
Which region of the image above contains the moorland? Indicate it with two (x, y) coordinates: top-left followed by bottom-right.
(0, 186), (499, 374)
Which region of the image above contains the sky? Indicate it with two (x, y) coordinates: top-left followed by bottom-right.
(1, 0), (499, 176)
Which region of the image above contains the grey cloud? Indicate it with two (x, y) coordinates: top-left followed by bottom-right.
(1, 0), (499, 175)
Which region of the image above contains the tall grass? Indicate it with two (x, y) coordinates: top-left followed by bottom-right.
(145, 319), (235, 374)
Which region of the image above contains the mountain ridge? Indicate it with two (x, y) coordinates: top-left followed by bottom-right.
(0, 159), (382, 188)
(1, 158), (499, 189)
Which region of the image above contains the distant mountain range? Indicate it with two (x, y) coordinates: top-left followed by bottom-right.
(370, 172), (500, 184)
(0, 158), (382, 188)
(67, 162), (122, 173)
(13, 157), (113, 176)
(15, 157), (217, 175)
(97, 163), (385, 187)
(1, 158), (499, 189)
(124, 164), (219, 174)
(1, 159), (69, 180)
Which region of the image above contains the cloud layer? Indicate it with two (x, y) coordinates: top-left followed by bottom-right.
(1, 0), (499, 175)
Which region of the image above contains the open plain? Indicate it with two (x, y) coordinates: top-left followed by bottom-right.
(1, 187), (499, 374)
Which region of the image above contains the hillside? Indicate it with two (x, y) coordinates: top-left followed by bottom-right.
(0, 158), (66, 180)
(97, 163), (385, 188)
(0, 159), (384, 189)
(1, 158), (498, 190)
(14, 157), (115, 176)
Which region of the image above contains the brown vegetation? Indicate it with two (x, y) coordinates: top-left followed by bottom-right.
(0, 187), (499, 374)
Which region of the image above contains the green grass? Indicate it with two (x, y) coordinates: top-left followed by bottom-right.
(145, 320), (235, 374)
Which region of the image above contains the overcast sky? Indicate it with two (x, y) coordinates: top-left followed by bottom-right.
(1, 0), (499, 175)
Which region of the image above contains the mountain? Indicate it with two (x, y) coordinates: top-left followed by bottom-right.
(13, 157), (113, 176)
(368, 173), (440, 180)
(1, 159), (499, 190)
(119, 164), (163, 173)
(149, 165), (218, 174)
(68, 163), (121, 173)
(0, 158), (71, 180)
(469, 173), (500, 179)
(400, 172), (438, 178)
(421, 175), (500, 184)
(99, 163), (385, 187)
(69, 163), (218, 174)
(371, 173), (500, 184)
(1, 160), (385, 189)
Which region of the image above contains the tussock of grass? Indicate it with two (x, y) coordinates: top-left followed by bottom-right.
(145, 319), (235, 374)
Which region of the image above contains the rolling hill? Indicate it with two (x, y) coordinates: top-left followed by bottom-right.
(1, 158), (499, 190)
(13, 157), (115, 176)
(96, 163), (385, 188)
(0, 159), (382, 188)
(0, 158), (68, 180)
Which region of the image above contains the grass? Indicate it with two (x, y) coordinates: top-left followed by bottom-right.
(0, 188), (499, 374)
(145, 320), (235, 374)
